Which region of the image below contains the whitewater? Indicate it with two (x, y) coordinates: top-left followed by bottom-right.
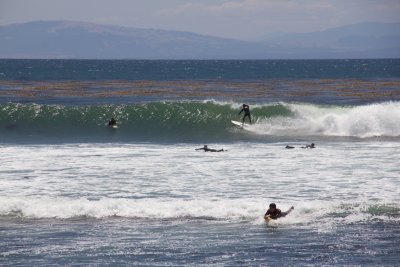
(1, 59), (399, 266)
(1, 142), (399, 219)
(1, 141), (399, 265)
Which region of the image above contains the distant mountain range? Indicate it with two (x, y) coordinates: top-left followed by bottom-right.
(1, 21), (399, 59)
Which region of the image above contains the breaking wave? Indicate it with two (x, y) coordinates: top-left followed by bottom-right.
(0, 101), (399, 142)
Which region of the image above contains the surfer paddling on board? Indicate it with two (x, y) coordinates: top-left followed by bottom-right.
(108, 117), (117, 127)
(301, 143), (315, 149)
(238, 104), (251, 124)
(264, 203), (294, 221)
(195, 145), (225, 152)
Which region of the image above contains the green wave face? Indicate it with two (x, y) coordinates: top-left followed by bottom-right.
(0, 101), (290, 140)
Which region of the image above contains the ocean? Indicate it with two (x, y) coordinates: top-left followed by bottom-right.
(0, 59), (399, 266)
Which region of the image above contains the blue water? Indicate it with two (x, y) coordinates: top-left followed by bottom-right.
(2, 218), (399, 266)
(1, 59), (400, 81)
(0, 59), (399, 266)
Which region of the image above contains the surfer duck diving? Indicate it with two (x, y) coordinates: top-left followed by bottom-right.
(264, 203), (294, 221)
(195, 145), (225, 152)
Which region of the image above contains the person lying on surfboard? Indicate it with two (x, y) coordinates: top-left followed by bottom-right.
(264, 203), (294, 220)
(301, 143), (315, 149)
(195, 145), (225, 152)
(238, 104), (251, 124)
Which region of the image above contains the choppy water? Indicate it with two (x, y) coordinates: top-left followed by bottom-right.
(0, 59), (399, 266)
(1, 59), (399, 80)
(1, 142), (399, 265)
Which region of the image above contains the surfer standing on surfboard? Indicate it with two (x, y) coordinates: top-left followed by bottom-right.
(239, 104), (251, 124)
(264, 203), (294, 220)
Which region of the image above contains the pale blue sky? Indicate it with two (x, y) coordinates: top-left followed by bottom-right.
(1, 0), (399, 39)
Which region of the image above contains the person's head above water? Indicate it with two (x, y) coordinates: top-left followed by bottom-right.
(204, 145), (208, 148)
(269, 203), (276, 212)
(242, 104), (246, 107)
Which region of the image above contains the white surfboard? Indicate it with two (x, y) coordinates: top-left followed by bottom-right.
(231, 120), (250, 129)
(265, 218), (279, 228)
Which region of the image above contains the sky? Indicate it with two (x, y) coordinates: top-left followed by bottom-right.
(1, 0), (400, 39)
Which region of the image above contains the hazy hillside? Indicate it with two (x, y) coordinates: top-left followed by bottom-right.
(0, 21), (399, 59)
(0, 21), (269, 59)
(261, 22), (400, 57)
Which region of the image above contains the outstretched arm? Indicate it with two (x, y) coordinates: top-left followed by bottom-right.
(238, 108), (244, 115)
(282, 206), (294, 217)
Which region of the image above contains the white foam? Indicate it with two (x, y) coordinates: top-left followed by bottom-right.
(251, 101), (400, 138)
(0, 196), (307, 221)
(0, 197), (264, 219)
(1, 196), (398, 228)
(0, 142), (399, 225)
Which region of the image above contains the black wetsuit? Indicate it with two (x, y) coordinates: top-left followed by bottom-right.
(108, 118), (117, 126)
(196, 146), (224, 152)
(264, 208), (283, 220)
(239, 105), (251, 124)
(264, 208), (292, 220)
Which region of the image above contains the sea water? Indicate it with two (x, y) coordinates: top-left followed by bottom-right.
(0, 59), (399, 266)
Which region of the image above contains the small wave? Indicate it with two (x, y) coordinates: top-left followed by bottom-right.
(0, 197), (263, 220)
(1, 197), (398, 226)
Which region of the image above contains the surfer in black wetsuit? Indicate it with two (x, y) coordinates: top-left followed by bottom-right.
(195, 145), (225, 152)
(108, 118), (117, 127)
(239, 104), (251, 124)
(264, 203), (294, 220)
